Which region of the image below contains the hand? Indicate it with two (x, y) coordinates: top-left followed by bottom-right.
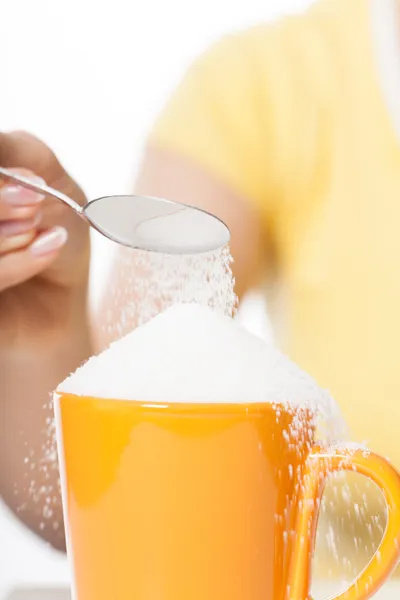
(0, 131), (90, 344)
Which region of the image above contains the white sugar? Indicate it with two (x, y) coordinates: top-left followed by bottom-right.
(58, 303), (332, 409)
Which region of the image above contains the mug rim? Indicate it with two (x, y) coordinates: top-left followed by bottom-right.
(54, 391), (316, 418)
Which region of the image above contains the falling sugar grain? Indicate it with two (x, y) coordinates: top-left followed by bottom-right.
(23, 245), (237, 539)
(57, 296), (382, 591)
(23, 241), (386, 590)
(96, 245), (238, 348)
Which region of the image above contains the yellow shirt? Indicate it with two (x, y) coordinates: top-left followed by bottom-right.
(150, 0), (400, 574)
(150, 0), (400, 471)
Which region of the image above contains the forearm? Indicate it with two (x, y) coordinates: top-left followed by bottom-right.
(0, 306), (93, 550)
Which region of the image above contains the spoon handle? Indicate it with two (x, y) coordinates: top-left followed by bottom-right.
(0, 166), (84, 215)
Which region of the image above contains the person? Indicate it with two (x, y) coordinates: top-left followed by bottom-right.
(0, 0), (397, 576)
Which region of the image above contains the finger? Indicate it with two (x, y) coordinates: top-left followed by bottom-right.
(0, 167), (44, 207)
(0, 214), (41, 237)
(0, 132), (64, 181)
(0, 214), (42, 255)
(30, 227), (68, 257)
(0, 227), (68, 292)
(0, 231), (36, 255)
(0, 132), (87, 208)
(0, 204), (39, 222)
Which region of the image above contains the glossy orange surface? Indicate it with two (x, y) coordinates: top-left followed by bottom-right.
(55, 394), (400, 600)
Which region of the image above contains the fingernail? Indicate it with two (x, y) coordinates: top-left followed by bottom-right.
(0, 212), (42, 237)
(1, 176), (46, 206)
(30, 226), (68, 256)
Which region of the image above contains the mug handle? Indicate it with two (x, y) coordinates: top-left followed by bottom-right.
(287, 446), (400, 600)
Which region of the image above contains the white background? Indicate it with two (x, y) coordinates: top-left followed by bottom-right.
(0, 0), (313, 594)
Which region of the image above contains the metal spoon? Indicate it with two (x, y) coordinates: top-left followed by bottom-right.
(0, 167), (230, 254)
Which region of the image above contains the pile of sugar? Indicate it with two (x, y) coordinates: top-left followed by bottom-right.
(59, 303), (332, 410)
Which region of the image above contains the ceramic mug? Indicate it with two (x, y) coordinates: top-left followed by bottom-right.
(55, 393), (400, 600)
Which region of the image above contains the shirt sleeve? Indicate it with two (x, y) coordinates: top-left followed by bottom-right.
(148, 27), (282, 228)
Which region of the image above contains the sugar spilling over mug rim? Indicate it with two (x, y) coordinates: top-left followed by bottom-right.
(57, 303), (333, 414)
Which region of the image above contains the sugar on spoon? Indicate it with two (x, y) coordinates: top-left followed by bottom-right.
(0, 167), (230, 255)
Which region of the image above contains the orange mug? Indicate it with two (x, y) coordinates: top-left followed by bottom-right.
(54, 393), (400, 600)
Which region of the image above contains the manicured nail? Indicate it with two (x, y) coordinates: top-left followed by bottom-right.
(1, 176), (46, 206)
(30, 227), (68, 256)
(0, 212), (42, 237)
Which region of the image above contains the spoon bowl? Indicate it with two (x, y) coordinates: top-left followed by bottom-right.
(0, 167), (230, 255)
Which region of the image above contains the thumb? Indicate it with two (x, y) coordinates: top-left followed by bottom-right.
(0, 130), (87, 207)
(0, 131), (67, 184)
